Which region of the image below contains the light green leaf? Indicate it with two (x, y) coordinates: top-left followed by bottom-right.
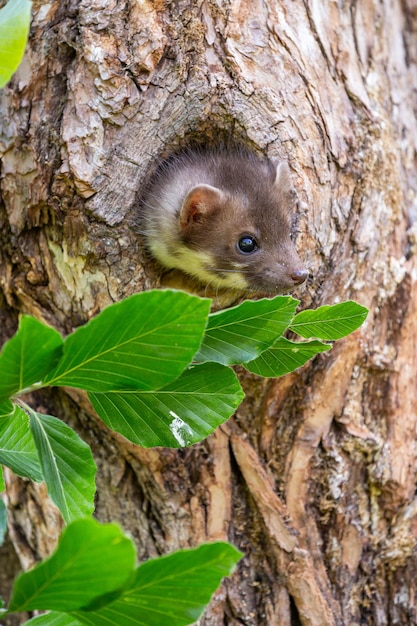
(0, 466), (4, 491)
(245, 337), (331, 377)
(25, 614), (82, 626)
(8, 519), (136, 613)
(0, 497), (6, 545)
(289, 301), (368, 340)
(28, 409), (96, 523)
(196, 295), (298, 365)
(89, 363), (244, 448)
(72, 542), (242, 626)
(44, 291), (210, 392)
(0, 0), (32, 89)
(0, 405), (42, 481)
(0, 316), (63, 403)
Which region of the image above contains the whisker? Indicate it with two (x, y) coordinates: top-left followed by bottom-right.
(205, 266), (238, 272)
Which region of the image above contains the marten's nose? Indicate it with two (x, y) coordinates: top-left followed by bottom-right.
(290, 269), (309, 285)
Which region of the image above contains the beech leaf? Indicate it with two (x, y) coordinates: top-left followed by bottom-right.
(44, 291), (210, 392)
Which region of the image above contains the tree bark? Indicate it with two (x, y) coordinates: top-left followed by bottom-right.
(1, 0), (417, 624)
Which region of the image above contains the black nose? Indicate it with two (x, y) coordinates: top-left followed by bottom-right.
(290, 269), (309, 285)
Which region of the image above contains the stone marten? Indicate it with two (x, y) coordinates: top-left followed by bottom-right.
(140, 149), (308, 304)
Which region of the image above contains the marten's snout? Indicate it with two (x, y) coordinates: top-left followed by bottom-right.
(290, 269), (309, 285)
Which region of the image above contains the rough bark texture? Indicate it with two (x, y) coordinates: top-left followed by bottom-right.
(1, 1), (417, 624)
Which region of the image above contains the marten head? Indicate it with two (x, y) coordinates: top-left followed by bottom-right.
(142, 149), (308, 298)
(175, 155), (308, 295)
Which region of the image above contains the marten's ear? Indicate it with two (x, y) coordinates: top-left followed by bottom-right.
(272, 160), (292, 190)
(179, 184), (224, 229)
(272, 160), (296, 209)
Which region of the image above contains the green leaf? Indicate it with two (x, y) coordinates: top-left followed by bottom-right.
(0, 466), (4, 491)
(0, 316), (63, 403)
(0, 0), (32, 89)
(44, 291), (210, 392)
(27, 409), (96, 524)
(89, 363), (244, 448)
(0, 497), (6, 545)
(0, 401), (14, 416)
(0, 405), (43, 481)
(289, 301), (368, 340)
(71, 542), (242, 626)
(196, 295), (298, 365)
(25, 614), (82, 626)
(245, 337), (331, 377)
(8, 519), (136, 613)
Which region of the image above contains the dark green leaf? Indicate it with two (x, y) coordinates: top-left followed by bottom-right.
(196, 295), (298, 365)
(245, 337), (331, 377)
(72, 542), (242, 626)
(0, 401), (14, 416)
(0, 405), (42, 481)
(289, 301), (368, 340)
(44, 291), (210, 392)
(28, 409), (96, 523)
(89, 363), (244, 448)
(0, 316), (63, 403)
(25, 614), (82, 626)
(8, 519), (136, 613)
(0, 0), (32, 89)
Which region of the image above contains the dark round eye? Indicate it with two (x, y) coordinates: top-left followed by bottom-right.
(238, 235), (258, 254)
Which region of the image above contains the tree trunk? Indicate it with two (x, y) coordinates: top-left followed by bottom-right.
(1, 1), (417, 624)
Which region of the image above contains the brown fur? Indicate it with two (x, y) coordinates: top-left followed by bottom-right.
(140, 148), (308, 298)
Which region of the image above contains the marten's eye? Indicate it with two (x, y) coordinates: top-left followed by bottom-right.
(238, 235), (258, 254)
